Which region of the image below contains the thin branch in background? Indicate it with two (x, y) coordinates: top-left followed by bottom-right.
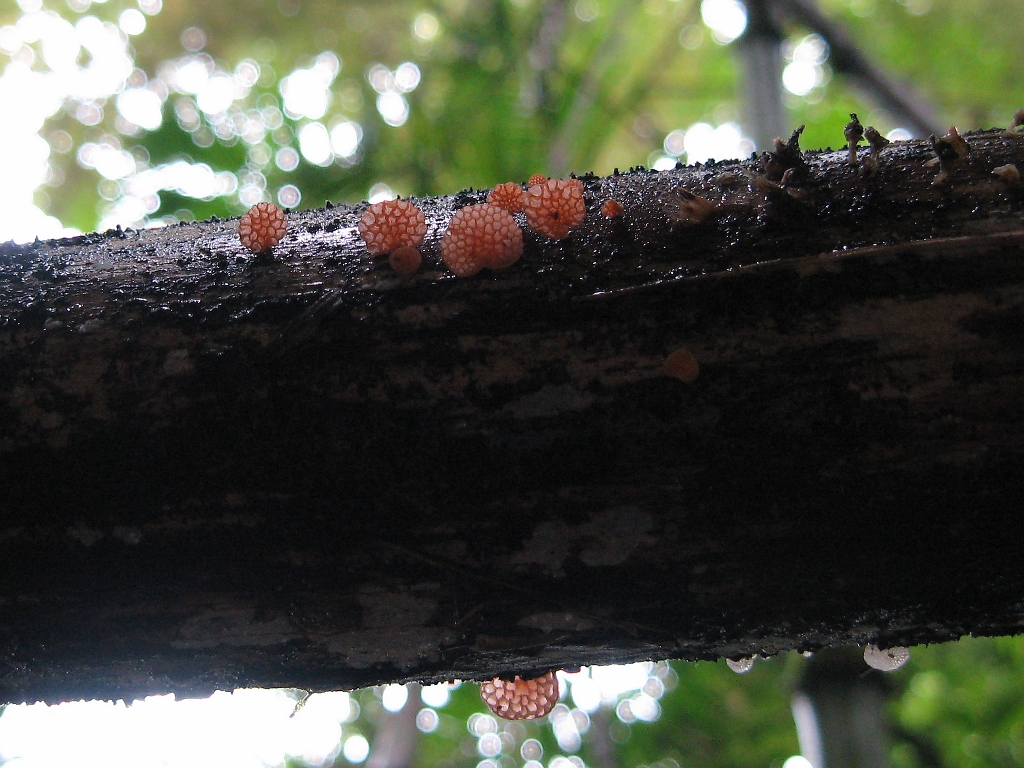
(573, 16), (693, 165)
(890, 723), (949, 768)
(775, 0), (942, 136)
(546, 0), (641, 176)
(522, 0), (572, 129)
(588, 706), (622, 768)
(737, 0), (788, 150)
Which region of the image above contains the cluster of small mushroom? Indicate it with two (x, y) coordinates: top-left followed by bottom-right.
(357, 198), (429, 275)
(844, 113), (891, 176)
(351, 173), (589, 278)
(441, 203), (523, 276)
(480, 671), (560, 720)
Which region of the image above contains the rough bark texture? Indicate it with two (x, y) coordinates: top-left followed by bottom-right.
(2, 128), (1024, 705)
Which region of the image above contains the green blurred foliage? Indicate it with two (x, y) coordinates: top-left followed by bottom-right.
(891, 636), (1024, 768)
(278, 636), (1024, 768)
(5, 0), (1024, 235)
(614, 659), (799, 768)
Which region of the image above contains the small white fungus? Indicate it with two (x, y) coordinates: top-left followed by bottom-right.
(863, 644), (910, 672)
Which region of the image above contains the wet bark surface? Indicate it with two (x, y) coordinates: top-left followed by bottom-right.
(2, 128), (1024, 704)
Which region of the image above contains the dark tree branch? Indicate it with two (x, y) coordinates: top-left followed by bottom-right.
(2, 128), (1024, 704)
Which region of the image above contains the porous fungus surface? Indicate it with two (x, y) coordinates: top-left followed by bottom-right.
(525, 178), (587, 240)
(358, 199), (428, 256)
(238, 202), (288, 253)
(480, 671), (559, 720)
(441, 203), (524, 277)
(486, 182), (526, 213)
(527, 174), (547, 188)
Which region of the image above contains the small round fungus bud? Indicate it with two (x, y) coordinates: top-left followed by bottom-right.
(358, 199), (428, 256)
(389, 246), (422, 275)
(487, 182), (526, 213)
(480, 671), (559, 720)
(601, 199), (624, 219)
(528, 174), (548, 188)
(238, 202), (288, 253)
(663, 348), (699, 383)
(441, 203), (524, 277)
(525, 178), (587, 240)
(863, 644), (910, 672)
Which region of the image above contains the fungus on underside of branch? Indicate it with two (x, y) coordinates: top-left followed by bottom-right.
(480, 671), (560, 720)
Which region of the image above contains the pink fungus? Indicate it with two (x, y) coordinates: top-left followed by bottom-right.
(358, 199), (428, 256)
(480, 672), (559, 720)
(601, 199), (624, 219)
(441, 203), (524, 277)
(487, 182), (526, 214)
(238, 202), (288, 253)
(389, 246), (423, 275)
(524, 178), (586, 240)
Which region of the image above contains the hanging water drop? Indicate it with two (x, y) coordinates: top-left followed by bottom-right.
(863, 644), (910, 672)
(726, 655), (756, 674)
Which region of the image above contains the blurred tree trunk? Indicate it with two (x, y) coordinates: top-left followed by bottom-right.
(2, 129), (1024, 704)
(367, 684), (422, 768)
(793, 648), (893, 768)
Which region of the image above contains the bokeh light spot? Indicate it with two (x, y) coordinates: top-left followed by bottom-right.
(368, 183), (395, 203)
(420, 683), (451, 708)
(700, 0), (747, 44)
(342, 733), (370, 763)
(275, 146), (299, 171)
(180, 26), (205, 51)
(116, 88), (163, 130)
(330, 120), (362, 157)
(521, 738), (544, 761)
(376, 91), (409, 127)
(575, 0), (599, 22)
(381, 684), (409, 713)
(298, 122), (332, 165)
(415, 708), (439, 733)
(118, 8), (145, 34)
(412, 12), (438, 40)
(276, 184), (300, 207)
